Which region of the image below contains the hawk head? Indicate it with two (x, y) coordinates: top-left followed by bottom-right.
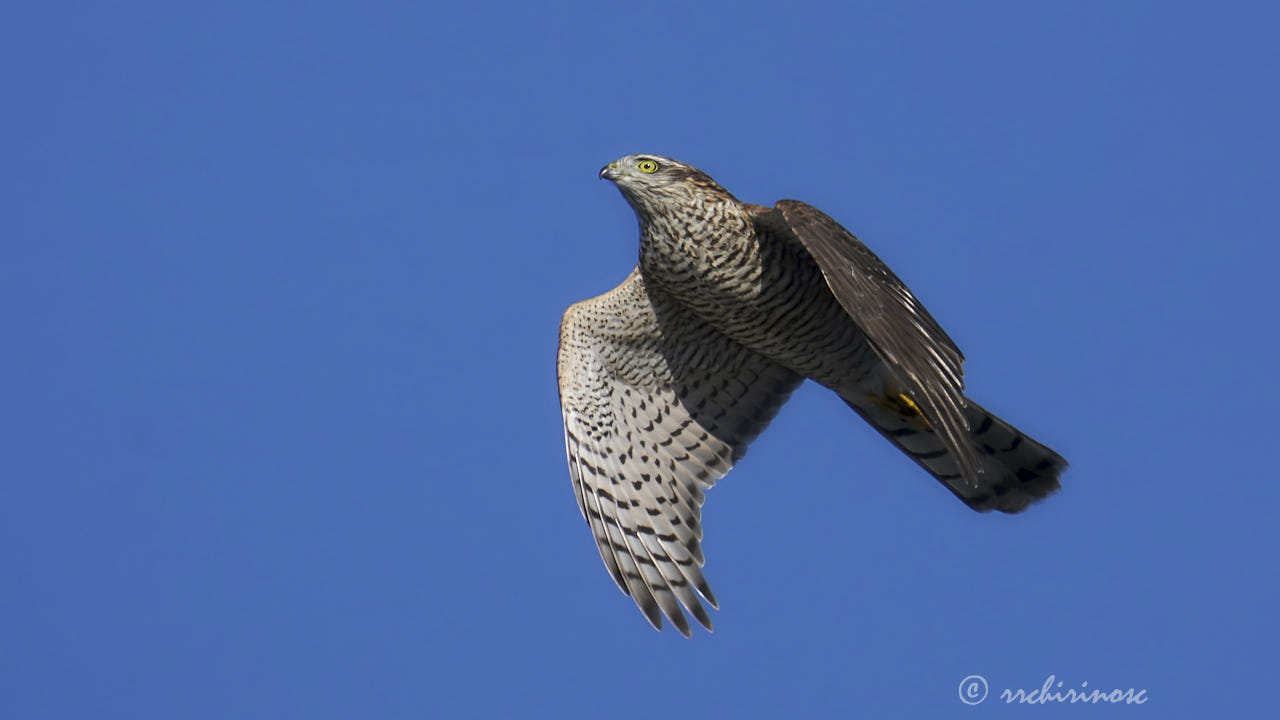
(600, 154), (737, 220)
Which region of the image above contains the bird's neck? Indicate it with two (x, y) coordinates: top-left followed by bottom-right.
(635, 198), (758, 303)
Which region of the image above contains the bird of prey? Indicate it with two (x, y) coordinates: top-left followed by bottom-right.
(557, 154), (1066, 636)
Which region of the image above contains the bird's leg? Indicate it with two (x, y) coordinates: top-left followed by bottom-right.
(895, 393), (929, 426)
(866, 389), (933, 429)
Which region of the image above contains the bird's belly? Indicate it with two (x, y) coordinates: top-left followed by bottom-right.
(676, 248), (884, 395)
(723, 287), (881, 394)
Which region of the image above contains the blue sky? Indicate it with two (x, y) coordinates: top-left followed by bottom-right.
(3, 1), (1277, 717)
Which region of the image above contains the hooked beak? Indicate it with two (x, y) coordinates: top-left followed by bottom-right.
(599, 162), (620, 181)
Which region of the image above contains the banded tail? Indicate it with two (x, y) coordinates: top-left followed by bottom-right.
(848, 394), (1066, 513)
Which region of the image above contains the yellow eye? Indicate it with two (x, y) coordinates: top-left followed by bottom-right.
(637, 159), (659, 174)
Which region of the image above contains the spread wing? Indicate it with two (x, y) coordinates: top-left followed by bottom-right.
(764, 200), (981, 486)
(557, 269), (802, 635)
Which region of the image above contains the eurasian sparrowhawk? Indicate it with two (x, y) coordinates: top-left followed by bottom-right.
(557, 154), (1066, 636)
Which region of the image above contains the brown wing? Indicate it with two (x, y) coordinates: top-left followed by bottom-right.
(557, 269), (802, 635)
(765, 200), (982, 486)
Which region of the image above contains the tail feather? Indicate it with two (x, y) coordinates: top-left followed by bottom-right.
(848, 396), (1066, 513)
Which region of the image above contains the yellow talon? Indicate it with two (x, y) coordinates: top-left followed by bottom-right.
(896, 392), (932, 428)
